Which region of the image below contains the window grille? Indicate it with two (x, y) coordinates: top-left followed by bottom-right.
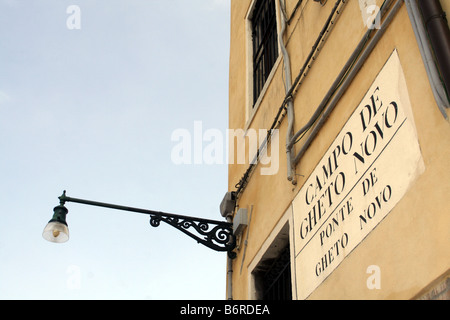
(262, 245), (292, 300)
(252, 0), (279, 106)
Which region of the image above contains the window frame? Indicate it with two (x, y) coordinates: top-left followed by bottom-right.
(248, 216), (294, 300)
(245, 0), (282, 129)
(251, 0), (279, 106)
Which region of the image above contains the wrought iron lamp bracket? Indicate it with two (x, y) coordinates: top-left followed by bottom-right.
(58, 191), (236, 258)
(149, 214), (236, 256)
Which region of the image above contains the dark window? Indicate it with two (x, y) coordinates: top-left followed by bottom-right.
(252, 0), (279, 106)
(262, 245), (292, 300)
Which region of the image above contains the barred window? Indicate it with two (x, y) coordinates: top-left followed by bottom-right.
(262, 245), (292, 300)
(252, 0), (279, 106)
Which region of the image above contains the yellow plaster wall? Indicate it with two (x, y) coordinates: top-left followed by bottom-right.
(228, 0), (450, 300)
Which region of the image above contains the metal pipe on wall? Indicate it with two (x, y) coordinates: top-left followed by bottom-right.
(293, 0), (403, 166)
(226, 216), (233, 300)
(279, 0), (297, 183)
(405, 0), (450, 119)
(418, 0), (450, 106)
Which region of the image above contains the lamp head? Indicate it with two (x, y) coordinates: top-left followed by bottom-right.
(43, 205), (69, 243)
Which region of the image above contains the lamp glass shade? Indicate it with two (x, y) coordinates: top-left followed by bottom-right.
(43, 221), (69, 243)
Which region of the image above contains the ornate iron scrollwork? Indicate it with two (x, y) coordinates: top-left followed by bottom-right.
(149, 214), (235, 254)
(57, 191), (236, 257)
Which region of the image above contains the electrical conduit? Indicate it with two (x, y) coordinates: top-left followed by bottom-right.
(279, 0), (297, 183)
(292, 0), (403, 165)
(405, 0), (450, 120)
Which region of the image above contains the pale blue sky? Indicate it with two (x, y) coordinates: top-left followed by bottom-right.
(0, 0), (231, 299)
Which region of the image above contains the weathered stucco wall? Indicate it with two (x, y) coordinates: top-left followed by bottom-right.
(228, 0), (450, 300)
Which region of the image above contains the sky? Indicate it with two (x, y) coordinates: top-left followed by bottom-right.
(0, 0), (231, 300)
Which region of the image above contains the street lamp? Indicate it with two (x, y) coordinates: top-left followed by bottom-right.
(43, 191), (236, 257)
(42, 204), (69, 243)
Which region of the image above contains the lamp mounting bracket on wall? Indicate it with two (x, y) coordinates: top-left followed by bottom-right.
(43, 191), (236, 258)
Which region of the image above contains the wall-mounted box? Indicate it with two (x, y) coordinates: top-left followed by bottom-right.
(233, 208), (248, 236)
